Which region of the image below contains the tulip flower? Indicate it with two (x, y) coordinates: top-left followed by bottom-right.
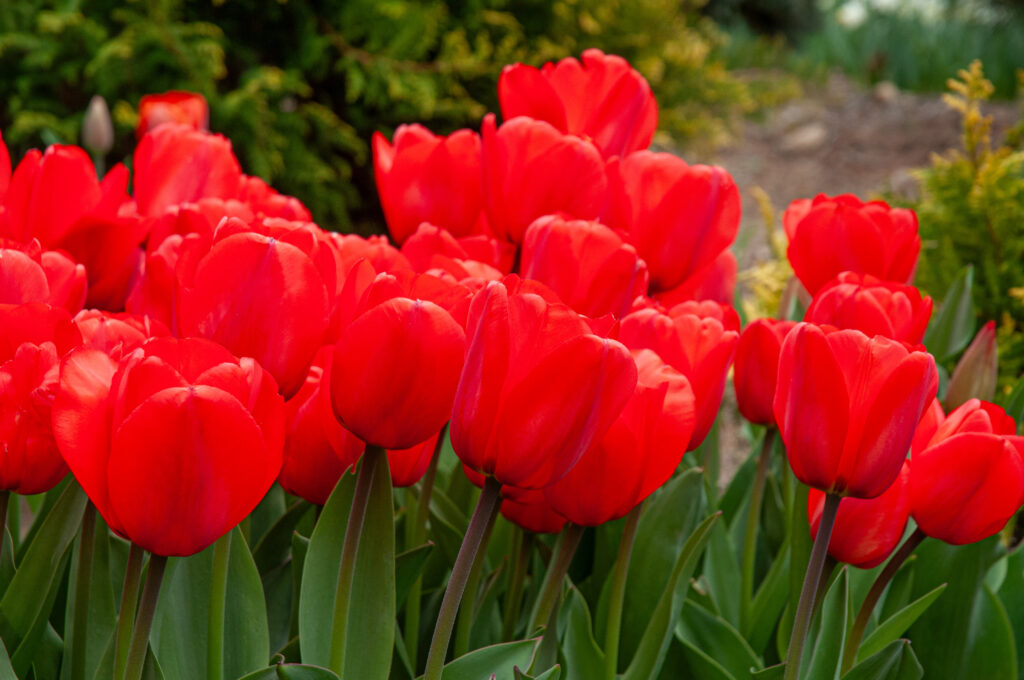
(500, 488), (567, 534)
(237, 174), (312, 222)
(480, 114), (607, 244)
(401, 223), (508, 282)
(0, 239), (87, 313)
(784, 194), (920, 295)
(619, 305), (738, 450)
(909, 399), (1024, 545)
(805, 272), (932, 344)
(329, 233), (412, 276)
(944, 321), (998, 410)
(71, 309), (168, 357)
(605, 151), (740, 293)
(520, 215), (648, 318)
(545, 349), (696, 526)
(498, 49), (657, 159)
(388, 431), (442, 488)
(136, 91), (209, 138)
(773, 323), (937, 499)
(0, 131), (9, 199)
(451, 276), (636, 489)
(808, 461), (911, 568)
(654, 250), (737, 308)
(733, 318), (797, 426)
(52, 337), (285, 557)
(373, 125), (487, 244)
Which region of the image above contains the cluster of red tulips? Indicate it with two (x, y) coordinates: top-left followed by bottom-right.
(1, 47), (1021, 680)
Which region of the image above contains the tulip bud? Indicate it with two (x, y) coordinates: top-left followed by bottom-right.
(82, 95), (114, 155)
(944, 321), (998, 411)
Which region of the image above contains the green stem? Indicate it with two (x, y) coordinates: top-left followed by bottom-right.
(423, 476), (502, 680)
(0, 491), (9, 567)
(329, 446), (382, 674)
(207, 533), (231, 680)
(115, 544), (145, 680)
(841, 528), (927, 674)
(453, 504), (498, 657)
(123, 553), (167, 680)
(405, 432), (444, 670)
(7, 492), (17, 552)
(70, 503), (97, 680)
(502, 529), (530, 641)
(784, 492), (841, 680)
(528, 523), (585, 634)
(741, 428), (776, 634)
(604, 503), (643, 680)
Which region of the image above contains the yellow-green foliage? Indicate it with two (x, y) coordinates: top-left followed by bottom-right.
(0, 0), (760, 231)
(910, 61), (1024, 387)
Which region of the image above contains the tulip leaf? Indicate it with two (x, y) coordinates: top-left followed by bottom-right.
(963, 585), (1017, 680)
(32, 623), (63, 680)
(0, 639), (13, 680)
(621, 511), (720, 680)
(253, 498), (315, 574)
(751, 664), (785, 679)
(996, 547), (1024, 668)
(779, 484), (812, 658)
(298, 471), (357, 666)
(429, 638), (540, 680)
(923, 265), (974, 361)
(61, 511), (117, 680)
(151, 528), (270, 680)
(718, 443), (758, 526)
(514, 665), (561, 680)
(702, 521), (742, 627)
(677, 601), (762, 678)
(748, 540), (790, 654)
(856, 584), (946, 663)
(396, 542), (434, 607)
(15, 477), (72, 563)
(878, 556), (917, 623)
(841, 640), (923, 680)
(236, 663), (341, 679)
(561, 588), (604, 680)
(0, 481), (86, 677)
(802, 566), (848, 680)
(617, 467), (705, 662)
(673, 636), (735, 680)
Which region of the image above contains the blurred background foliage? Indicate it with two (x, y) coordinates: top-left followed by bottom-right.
(0, 0), (792, 233)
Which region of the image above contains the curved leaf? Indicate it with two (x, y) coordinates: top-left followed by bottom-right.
(857, 584), (946, 663)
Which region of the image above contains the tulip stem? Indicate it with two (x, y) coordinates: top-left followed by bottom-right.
(502, 528), (531, 640)
(329, 446), (383, 674)
(404, 430), (445, 670)
(70, 503), (97, 680)
(207, 533), (231, 680)
(0, 491), (9, 568)
(528, 522), (585, 634)
(784, 492), (840, 680)
(605, 503), (643, 680)
(841, 528), (927, 674)
(453, 503), (498, 657)
(741, 428), (776, 634)
(123, 553), (167, 680)
(423, 476), (502, 680)
(114, 543), (145, 680)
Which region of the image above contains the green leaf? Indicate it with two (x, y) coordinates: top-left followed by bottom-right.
(995, 547), (1024, 669)
(61, 512), (117, 680)
(718, 439), (759, 525)
(151, 528), (270, 679)
(236, 663), (341, 679)
(618, 468), (705, 663)
(298, 471), (356, 666)
(803, 566), (848, 680)
(677, 601), (761, 678)
(878, 556), (917, 624)
(431, 639), (540, 680)
(0, 638), (15, 680)
(514, 665), (561, 680)
(998, 373), (1024, 425)
(702, 521), (741, 626)
(752, 664), (785, 679)
(923, 265), (975, 360)
(748, 540), (790, 654)
(396, 542), (434, 607)
(842, 640), (923, 680)
(0, 481), (86, 677)
(622, 512), (720, 680)
(561, 589), (604, 680)
(778, 484), (811, 658)
(674, 636), (735, 680)
(857, 584), (946, 663)
(963, 585), (1016, 680)
(253, 498), (314, 574)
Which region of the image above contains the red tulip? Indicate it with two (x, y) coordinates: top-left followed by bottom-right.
(330, 273), (466, 450)
(0, 303), (81, 494)
(805, 272), (932, 344)
(545, 350), (696, 526)
(52, 337), (285, 556)
(388, 431), (441, 488)
(500, 488), (567, 534)
(237, 174), (312, 222)
(451, 277), (637, 489)
(654, 250), (738, 309)
(373, 125), (487, 244)
(784, 194), (920, 294)
(773, 323), (937, 498)
(665, 300), (741, 333)
(0, 130), (9, 199)
(0, 239), (86, 313)
(329, 233), (412, 276)
(498, 49), (657, 159)
(136, 91), (209, 138)
(619, 305), (738, 450)
(70, 310), (168, 357)
(606, 151), (740, 293)
(520, 215), (648, 318)
(134, 124), (242, 218)
(808, 461), (911, 568)
(909, 399), (1024, 545)
(480, 114), (607, 244)
(400, 223), (507, 282)
(733, 319), (797, 426)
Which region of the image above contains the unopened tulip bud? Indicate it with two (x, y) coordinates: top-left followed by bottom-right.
(945, 321), (997, 410)
(82, 95), (114, 154)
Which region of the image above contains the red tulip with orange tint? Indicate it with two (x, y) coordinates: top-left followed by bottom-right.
(136, 91), (209, 138)
(401, 223), (511, 282)
(733, 318), (797, 426)
(808, 461), (911, 568)
(500, 488), (567, 534)
(451, 276), (637, 489)
(773, 323), (937, 498)
(805, 272), (932, 344)
(498, 49), (657, 160)
(52, 337), (284, 557)
(655, 250), (738, 309)
(0, 239), (86, 313)
(784, 194), (920, 294)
